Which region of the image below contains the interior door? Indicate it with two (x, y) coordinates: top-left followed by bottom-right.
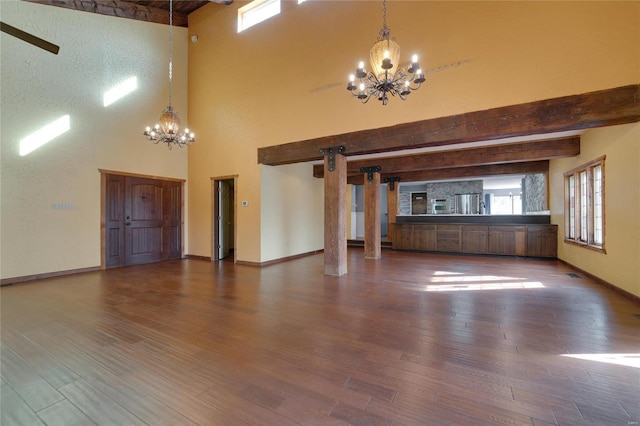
(105, 174), (125, 267)
(163, 180), (182, 260)
(125, 177), (164, 265)
(218, 180), (231, 259)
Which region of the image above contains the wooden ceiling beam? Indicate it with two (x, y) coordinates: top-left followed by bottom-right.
(259, 84), (640, 165)
(345, 161), (549, 185)
(21, 0), (189, 27)
(313, 137), (579, 179)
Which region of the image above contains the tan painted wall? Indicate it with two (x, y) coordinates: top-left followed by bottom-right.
(0, 1), (189, 279)
(550, 123), (640, 298)
(187, 1), (638, 264)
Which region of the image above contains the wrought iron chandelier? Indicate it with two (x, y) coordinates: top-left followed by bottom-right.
(144, 0), (195, 149)
(347, 0), (425, 105)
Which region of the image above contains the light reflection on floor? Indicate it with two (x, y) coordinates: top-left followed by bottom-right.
(424, 271), (545, 291)
(562, 353), (640, 368)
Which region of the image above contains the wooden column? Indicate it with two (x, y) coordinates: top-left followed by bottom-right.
(385, 177), (400, 244)
(362, 167), (381, 259)
(322, 147), (347, 276)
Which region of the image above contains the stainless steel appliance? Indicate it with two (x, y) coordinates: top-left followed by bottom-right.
(454, 193), (481, 214)
(431, 198), (449, 214)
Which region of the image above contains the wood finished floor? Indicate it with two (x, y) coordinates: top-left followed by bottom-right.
(1, 250), (639, 425)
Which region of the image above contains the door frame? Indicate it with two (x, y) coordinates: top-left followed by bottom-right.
(99, 169), (185, 268)
(211, 175), (238, 262)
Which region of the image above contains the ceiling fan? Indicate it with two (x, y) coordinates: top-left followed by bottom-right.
(0, 21), (59, 55)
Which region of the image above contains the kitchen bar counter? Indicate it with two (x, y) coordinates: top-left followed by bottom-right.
(395, 214), (551, 225)
(392, 220), (557, 258)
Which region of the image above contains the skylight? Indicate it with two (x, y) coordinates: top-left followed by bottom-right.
(238, 0), (280, 33)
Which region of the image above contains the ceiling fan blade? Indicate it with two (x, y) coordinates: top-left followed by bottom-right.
(0, 21), (59, 55)
(209, 0), (234, 5)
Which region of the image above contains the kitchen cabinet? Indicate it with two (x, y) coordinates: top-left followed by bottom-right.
(436, 225), (461, 252)
(526, 225), (558, 258)
(413, 225), (437, 251)
(462, 226), (488, 254)
(392, 223), (556, 258)
(488, 226), (526, 256)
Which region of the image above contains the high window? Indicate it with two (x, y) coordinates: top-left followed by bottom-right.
(564, 156), (605, 251)
(237, 0), (281, 33)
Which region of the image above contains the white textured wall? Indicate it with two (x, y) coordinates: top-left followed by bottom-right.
(0, 1), (189, 279)
(260, 163), (324, 263)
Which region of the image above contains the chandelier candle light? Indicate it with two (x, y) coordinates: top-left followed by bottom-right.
(144, 0), (195, 148)
(347, 0), (425, 105)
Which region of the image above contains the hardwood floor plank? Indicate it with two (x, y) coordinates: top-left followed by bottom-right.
(436, 392), (534, 426)
(58, 379), (146, 425)
(83, 369), (197, 426)
(0, 381), (46, 426)
(0, 346), (65, 411)
(2, 252), (638, 425)
(40, 365), (82, 389)
(329, 401), (390, 426)
(36, 399), (97, 426)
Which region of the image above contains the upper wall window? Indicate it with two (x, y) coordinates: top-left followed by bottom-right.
(238, 0), (281, 33)
(564, 156), (605, 252)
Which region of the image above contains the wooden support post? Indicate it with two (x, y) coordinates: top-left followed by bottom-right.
(385, 177), (400, 244)
(362, 167), (381, 259)
(322, 146), (347, 276)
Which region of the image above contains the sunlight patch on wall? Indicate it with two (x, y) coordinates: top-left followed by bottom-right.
(19, 115), (70, 156)
(562, 353), (640, 368)
(103, 76), (137, 107)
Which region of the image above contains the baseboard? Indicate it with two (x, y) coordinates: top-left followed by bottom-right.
(1, 265), (102, 286)
(235, 249), (324, 267)
(558, 259), (640, 303)
(186, 254), (212, 262)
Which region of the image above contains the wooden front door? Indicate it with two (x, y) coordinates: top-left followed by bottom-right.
(105, 174), (182, 267)
(125, 177), (163, 265)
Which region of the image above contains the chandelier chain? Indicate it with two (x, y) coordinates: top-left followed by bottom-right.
(379, 0), (390, 41)
(143, 0), (195, 149)
(168, 0), (173, 107)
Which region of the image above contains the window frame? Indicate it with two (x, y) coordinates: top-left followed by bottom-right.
(237, 0), (281, 33)
(563, 156), (606, 253)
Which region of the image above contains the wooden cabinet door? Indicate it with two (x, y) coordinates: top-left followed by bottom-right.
(526, 225), (558, 258)
(396, 225), (413, 249)
(437, 225), (461, 252)
(413, 225), (437, 251)
(488, 226), (516, 255)
(462, 226), (488, 254)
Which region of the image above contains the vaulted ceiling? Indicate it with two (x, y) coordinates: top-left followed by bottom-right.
(21, 0), (233, 27)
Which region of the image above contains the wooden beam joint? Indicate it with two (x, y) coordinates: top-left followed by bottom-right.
(360, 166), (381, 183)
(320, 146), (345, 172)
(384, 177), (401, 191)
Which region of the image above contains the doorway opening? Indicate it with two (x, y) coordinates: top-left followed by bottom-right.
(212, 177), (237, 261)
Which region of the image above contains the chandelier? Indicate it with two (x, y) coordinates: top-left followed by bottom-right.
(144, 0), (195, 149)
(347, 0), (425, 105)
